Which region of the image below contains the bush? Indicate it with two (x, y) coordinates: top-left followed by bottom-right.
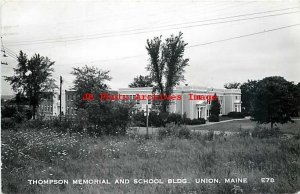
(149, 111), (165, 127)
(13, 111), (26, 123)
(227, 111), (245, 118)
(158, 123), (176, 139)
(78, 101), (132, 136)
(178, 126), (191, 139)
(1, 105), (17, 118)
(1, 118), (16, 130)
(132, 111), (146, 127)
(25, 109), (33, 120)
(252, 126), (282, 138)
(166, 113), (183, 125)
(158, 124), (191, 139)
(183, 117), (192, 125)
(190, 118), (206, 125)
(182, 117), (206, 125)
(1, 105), (32, 121)
(209, 114), (219, 122)
(23, 119), (46, 129)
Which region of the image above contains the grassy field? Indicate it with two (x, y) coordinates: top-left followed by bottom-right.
(191, 119), (300, 134)
(1, 120), (300, 194)
(134, 119), (300, 135)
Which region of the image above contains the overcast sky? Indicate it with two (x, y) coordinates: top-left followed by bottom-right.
(1, 0), (300, 95)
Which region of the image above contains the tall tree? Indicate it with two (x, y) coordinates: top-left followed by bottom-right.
(71, 65), (111, 107)
(209, 93), (221, 122)
(295, 82), (300, 116)
(240, 80), (258, 115)
(4, 51), (57, 119)
(252, 76), (296, 129)
(71, 65), (132, 136)
(210, 94), (221, 115)
(129, 75), (153, 88)
(224, 82), (241, 89)
(146, 32), (189, 112)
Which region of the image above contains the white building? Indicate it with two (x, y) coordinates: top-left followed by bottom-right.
(118, 86), (241, 120)
(37, 90), (66, 119)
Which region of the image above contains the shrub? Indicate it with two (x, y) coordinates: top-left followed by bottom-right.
(25, 109), (33, 120)
(158, 124), (191, 139)
(1, 118), (16, 130)
(166, 113), (183, 125)
(23, 119), (46, 129)
(183, 117), (192, 125)
(227, 111), (245, 118)
(158, 124), (176, 139)
(1, 105), (17, 118)
(132, 111), (146, 127)
(191, 118), (206, 125)
(182, 117), (206, 125)
(149, 111), (164, 127)
(178, 126), (191, 139)
(209, 114), (219, 122)
(13, 111), (26, 123)
(1, 105), (32, 121)
(252, 126), (282, 138)
(78, 101), (132, 136)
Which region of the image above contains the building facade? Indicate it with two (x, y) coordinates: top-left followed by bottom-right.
(37, 86), (241, 120)
(118, 86), (241, 120)
(65, 90), (78, 117)
(37, 91), (66, 119)
(37, 92), (56, 119)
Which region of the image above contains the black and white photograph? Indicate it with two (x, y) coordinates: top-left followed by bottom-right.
(1, 0), (300, 193)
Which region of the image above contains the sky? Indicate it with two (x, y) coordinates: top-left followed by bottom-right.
(1, 0), (300, 95)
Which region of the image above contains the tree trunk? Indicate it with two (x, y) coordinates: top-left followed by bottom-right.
(271, 122), (273, 129)
(32, 105), (36, 120)
(161, 99), (168, 113)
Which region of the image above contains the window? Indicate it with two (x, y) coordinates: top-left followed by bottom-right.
(235, 96), (238, 100)
(67, 106), (69, 114)
(67, 95), (70, 101)
(235, 104), (238, 112)
(148, 99), (151, 104)
(50, 105), (53, 113)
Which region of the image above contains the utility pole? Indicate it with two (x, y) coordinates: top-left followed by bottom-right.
(1, 37), (8, 65)
(146, 104), (149, 139)
(59, 76), (62, 121)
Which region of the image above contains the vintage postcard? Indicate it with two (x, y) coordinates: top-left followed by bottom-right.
(1, 0), (300, 193)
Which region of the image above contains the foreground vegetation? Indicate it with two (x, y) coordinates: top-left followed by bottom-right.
(2, 121), (300, 194)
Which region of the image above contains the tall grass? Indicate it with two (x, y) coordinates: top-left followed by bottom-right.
(1, 125), (300, 194)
